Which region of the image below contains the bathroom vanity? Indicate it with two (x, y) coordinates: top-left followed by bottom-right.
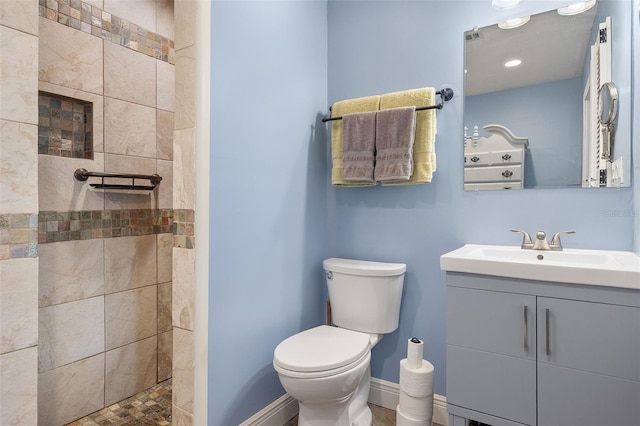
(441, 245), (640, 426)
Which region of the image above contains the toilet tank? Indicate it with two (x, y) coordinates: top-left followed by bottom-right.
(323, 258), (406, 334)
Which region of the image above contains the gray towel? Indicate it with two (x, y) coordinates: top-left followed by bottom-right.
(341, 111), (377, 182)
(374, 106), (416, 181)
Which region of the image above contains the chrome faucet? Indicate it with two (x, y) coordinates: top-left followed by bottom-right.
(533, 231), (551, 250)
(511, 229), (575, 251)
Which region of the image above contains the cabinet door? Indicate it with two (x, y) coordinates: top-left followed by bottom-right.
(538, 363), (640, 426)
(447, 287), (536, 425)
(448, 287), (535, 359)
(537, 298), (640, 426)
(537, 298), (640, 379)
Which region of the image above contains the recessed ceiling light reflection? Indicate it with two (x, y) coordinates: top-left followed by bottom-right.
(492, 0), (520, 10)
(557, 0), (596, 16)
(504, 59), (522, 67)
(498, 16), (530, 29)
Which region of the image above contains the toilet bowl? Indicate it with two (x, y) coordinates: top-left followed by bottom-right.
(273, 326), (375, 426)
(273, 258), (406, 426)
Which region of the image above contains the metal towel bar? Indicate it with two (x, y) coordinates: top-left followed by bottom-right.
(321, 87), (454, 123)
(74, 168), (162, 190)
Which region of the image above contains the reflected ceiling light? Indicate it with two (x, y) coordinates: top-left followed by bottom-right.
(504, 59), (522, 67)
(557, 0), (596, 16)
(498, 16), (531, 29)
(492, 0), (520, 10)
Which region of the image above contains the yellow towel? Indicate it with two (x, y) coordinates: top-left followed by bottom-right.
(379, 88), (436, 185)
(331, 95), (381, 186)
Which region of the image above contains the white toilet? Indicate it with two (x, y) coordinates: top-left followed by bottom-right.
(273, 258), (406, 426)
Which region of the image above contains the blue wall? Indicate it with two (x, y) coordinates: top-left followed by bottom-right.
(208, 2), (328, 424)
(327, 0), (635, 397)
(207, 0), (638, 422)
(466, 78), (583, 188)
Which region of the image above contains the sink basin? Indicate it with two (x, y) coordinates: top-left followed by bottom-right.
(440, 244), (640, 289)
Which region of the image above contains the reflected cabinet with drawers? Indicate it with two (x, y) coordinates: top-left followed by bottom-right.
(446, 273), (640, 426)
(463, 125), (528, 191)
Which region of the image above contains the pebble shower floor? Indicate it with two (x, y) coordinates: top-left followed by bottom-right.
(65, 379), (172, 425)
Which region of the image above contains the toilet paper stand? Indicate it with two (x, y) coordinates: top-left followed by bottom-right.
(397, 338), (434, 426)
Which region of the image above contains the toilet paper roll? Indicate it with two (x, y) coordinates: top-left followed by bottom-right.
(399, 388), (433, 421)
(396, 405), (431, 426)
(399, 358), (434, 398)
(407, 338), (424, 370)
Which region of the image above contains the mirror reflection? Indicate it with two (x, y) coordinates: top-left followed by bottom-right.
(599, 82), (618, 161)
(463, 0), (631, 190)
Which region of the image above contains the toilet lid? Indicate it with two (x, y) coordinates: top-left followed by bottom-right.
(274, 325), (370, 373)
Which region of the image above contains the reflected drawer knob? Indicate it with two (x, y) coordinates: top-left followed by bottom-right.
(502, 153), (512, 161)
(502, 170), (514, 178)
(470, 156), (480, 163)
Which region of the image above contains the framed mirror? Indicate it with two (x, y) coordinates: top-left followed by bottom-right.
(463, 0), (632, 190)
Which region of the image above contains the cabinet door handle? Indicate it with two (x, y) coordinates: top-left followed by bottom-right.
(502, 153), (512, 161)
(545, 308), (551, 356)
(502, 170), (514, 178)
(523, 305), (529, 352)
(470, 156), (480, 163)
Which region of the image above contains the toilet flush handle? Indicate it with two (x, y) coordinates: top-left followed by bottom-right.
(322, 271), (333, 280)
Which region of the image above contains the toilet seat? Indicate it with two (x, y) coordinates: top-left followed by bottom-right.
(274, 325), (371, 379)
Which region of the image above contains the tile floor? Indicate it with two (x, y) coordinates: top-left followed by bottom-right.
(65, 379), (172, 426)
(284, 404), (444, 426)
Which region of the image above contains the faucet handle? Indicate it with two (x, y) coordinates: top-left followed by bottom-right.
(550, 231), (576, 249)
(511, 229), (533, 249)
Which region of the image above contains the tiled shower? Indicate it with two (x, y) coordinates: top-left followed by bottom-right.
(1, 0), (198, 424)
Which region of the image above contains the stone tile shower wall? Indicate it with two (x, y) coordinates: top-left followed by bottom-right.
(171, 0), (197, 423)
(34, 0), (175, 424)
(0, 1), (40, 424)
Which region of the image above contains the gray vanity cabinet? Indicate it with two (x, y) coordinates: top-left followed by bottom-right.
(446, 273), (640, 426)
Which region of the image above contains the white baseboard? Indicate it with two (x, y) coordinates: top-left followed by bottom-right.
(369, 377), (448, 426)
(367, 376), (402, 409)
(241, 378), (448, 426)
(239, 393), (298, 426)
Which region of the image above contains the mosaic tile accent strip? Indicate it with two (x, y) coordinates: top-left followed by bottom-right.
(173, 209), (194, 249)
(39, 0), (175, 64)
(38, 91), (93, 159)
(0, 213), (38, 260)
(66, 378), (172, 425)
(38, 209), (174, 244)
